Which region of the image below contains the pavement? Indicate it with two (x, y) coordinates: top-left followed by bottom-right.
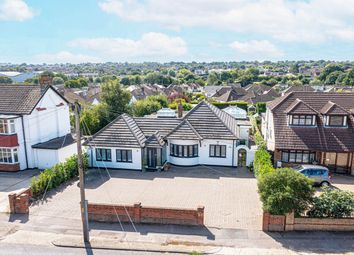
(331, 174), (354, 192)
(0, 169), (39, 213)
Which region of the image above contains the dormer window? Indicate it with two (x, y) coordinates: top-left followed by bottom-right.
(324, 115), (347, 127)
(289, 115), (315, 126)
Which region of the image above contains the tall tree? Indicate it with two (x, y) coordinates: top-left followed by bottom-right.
(101, 80), (131, 119)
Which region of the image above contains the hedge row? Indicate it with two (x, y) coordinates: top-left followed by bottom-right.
(31, 154), (88, 198)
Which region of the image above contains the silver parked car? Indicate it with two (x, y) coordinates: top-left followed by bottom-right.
(293, 165), (332, 186)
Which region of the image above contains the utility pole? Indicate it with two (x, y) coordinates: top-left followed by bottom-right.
(74, 100), (90, 243)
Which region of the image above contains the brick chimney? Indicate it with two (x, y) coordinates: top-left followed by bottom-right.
(177, 100), (183, 118)
(39, 74), (53, 94)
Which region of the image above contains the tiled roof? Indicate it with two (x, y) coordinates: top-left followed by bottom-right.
(0, 84), (68, 115)
(32, 134), (75, 150)
(184, 101), (238, 139)
(285, 99), (318, 114)
(134, 117), (181, 137)
(269, 92), (354, 152)
(166, 119), (202, 140)
(0, 85), (42, 114)
(145, 131), (165, 147)
(85, 114), (146, 148)
(320, 101), (349, 115)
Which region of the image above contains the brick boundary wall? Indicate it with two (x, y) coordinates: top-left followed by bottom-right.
(88, 202), (204, 226)
(8, 188), (32, 214)
(263, 211), (354, 232)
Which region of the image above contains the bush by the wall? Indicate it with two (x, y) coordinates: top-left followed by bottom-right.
(31, 154), (88, 198)
(307, 188), (354, 218)
(258, 168), (314, 215)
(254, 148), (274, 178)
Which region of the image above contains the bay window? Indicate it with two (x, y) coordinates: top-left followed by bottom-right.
(0, 148), (19, 164)
(170, 144), (198, 158)
(0, 119), (16, 134)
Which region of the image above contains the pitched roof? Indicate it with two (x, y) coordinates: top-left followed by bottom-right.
(165, 119), (202, 140)
(320, 101), (349, 115)
(184, 101), (238, 139)
(0, 84), (68, 115)
(269, 92), (354, 152)
(145, 131), (165, 147)
(85, 114), (146, 148)
(285, 98), (318, 114)
(134, 117), (181, 137)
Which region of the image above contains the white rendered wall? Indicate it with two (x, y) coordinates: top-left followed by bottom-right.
(89, 146), (142, 170)
(34, 149), (58, 170)
(199, 139), (234, 166)
(57, 143), (77, 163)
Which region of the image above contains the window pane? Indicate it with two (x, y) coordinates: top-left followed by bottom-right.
(116, 150), (122, 161)
(107, 149), (111, 161)
(188, 145), (193, 157)
(193, 145), (198, 156)
(183, 146), (188, 157)
(215, 146), (220, 157)
(281, 151), (289, 162)
(296, 151), (302, 162)
(302, 152), (309, 163)
(127, 150), (132, 162)
(221, 146), (226, 157)
(329, 116), (344, 126)
(96, 149), (102, 161)
(299, 116), (305, 125)
(289, 151), (296, 162)
(210, 145), (215, 157)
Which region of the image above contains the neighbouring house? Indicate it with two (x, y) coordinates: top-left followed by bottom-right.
(262, 92), (354, 174)
(85, 101), (255, 171)
(0, 83), (76, 171)
(129, 85), (162, 104)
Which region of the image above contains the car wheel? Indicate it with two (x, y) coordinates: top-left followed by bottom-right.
(320, 181), (330, 187)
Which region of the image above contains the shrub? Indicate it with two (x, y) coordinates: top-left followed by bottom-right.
(169, 99), (192, 111)
(31, 154), (88, 198)
(254, 148), (274, 178)
(258, 168), (314, 215)
(307, 188), (354, 218)
(133, 99), (162, 117)
(256, 102), (267, 114)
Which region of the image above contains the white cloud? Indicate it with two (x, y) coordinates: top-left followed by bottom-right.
(34, 51), (100, 64)
(229, 40), (283, 60)
(68, 32), (187, 61)
(98, 0), (354, 43)
(0, 0), (35, 21)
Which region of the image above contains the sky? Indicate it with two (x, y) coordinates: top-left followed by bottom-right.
(0, 0), (354, 64)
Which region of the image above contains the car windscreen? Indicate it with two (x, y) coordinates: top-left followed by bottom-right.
(292, 165), (304, 171)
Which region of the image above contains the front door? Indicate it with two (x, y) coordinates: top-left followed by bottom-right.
(237, 149), (247, 167)
(147, 148), (157, 168)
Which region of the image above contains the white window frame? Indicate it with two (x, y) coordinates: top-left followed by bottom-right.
(0, 147), (19, 164)
(0, 119), (16, 134)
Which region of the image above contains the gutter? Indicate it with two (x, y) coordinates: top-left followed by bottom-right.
(232, 140), (235, 167)
(21, 116), (29, 169)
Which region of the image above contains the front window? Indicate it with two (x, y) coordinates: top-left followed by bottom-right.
(95, 148), (112, 162)
(116, 149), (132, 163)
(290, 115), (315, 126)
(170, 144), (198, 158)
(0, 119), (16, 134)
(0, 148), (19, 164)
(326, 115), (346, 127)
(281, 150), (315, 163)
(210, 145), (227, 158)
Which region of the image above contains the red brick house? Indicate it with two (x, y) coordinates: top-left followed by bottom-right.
(262, 92), (354, 174)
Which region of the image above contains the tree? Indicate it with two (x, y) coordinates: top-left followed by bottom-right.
(147, 94), (168, 108)
(132, 100), (162, 117)
(207, 72), (220, 85)
(289, 63), (299, 74)
(0, 76), (13, 84)
(80, 104), (110, 135)
(325, 71), (343, 85)
(52, 77), (64, 85)
(319, 64), (344, 81)
(258, 168), (314, 215)
(101, 80), (131, 119)
(120, 77), (131, 86)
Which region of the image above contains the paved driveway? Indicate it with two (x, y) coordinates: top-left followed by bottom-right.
(0, 170), (39, 213)
(331, 174), (354, 192)
(29, 166), (262, 230)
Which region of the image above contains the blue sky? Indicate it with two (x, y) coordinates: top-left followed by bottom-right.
(0, 0), (353, 63)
